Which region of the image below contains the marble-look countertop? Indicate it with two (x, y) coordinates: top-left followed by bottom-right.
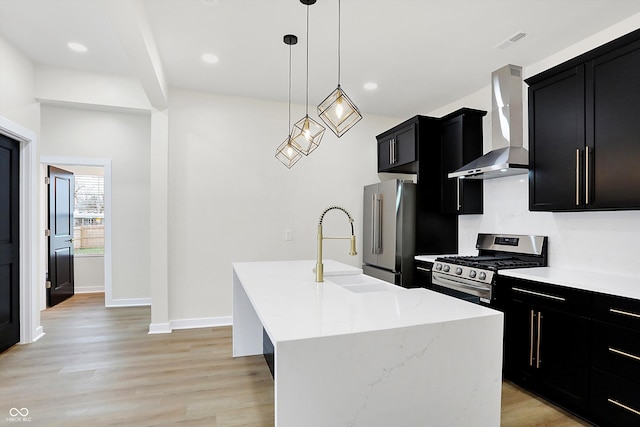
(500, 267), (640, 300)
(232, 259), (499, 343)
(415, 255), (640, 301)
(232, 259), (504, 427)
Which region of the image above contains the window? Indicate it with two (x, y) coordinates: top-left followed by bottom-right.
(73, 174), (104, 255)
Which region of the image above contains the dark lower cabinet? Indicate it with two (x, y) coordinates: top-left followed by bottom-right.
(590, 294), (640, 426)
(414, 260), (433, 288)
(500, 276), (640, 426)
(263, 328), (274, 379)
(590, 368), (640, 427)
(504, 294), (590, 413)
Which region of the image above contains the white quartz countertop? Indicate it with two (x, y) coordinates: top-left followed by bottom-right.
(232, 259), (500, 343)
(499, 267), (640, 300)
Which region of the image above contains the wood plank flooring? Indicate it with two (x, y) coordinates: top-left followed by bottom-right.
(0, 293), (592, 426)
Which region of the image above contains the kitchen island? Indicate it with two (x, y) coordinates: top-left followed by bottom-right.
(232, 260), (504, 426)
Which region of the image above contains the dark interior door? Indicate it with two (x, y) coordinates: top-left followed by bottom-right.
(0, 134), (20, 353)
(48, 166), (75, 307)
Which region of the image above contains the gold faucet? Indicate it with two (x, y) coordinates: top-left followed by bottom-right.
(316, 206), (357, 282)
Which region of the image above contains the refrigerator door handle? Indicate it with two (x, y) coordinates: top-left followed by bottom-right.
(370, 194), (377, 254)
(375, 194), (383, 254)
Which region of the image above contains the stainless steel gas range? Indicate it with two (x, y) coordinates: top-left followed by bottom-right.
(432, 233), (548, 305)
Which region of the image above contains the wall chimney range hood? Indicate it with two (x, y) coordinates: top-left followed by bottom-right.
(448, 64), (527, 180)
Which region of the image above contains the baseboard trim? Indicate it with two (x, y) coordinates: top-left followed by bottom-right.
(171, 316), (233, 330)
(148, 323), (172, 334)
(76, 287), (105, 294)
(106, 297), (151, 307)
(147, 316), (233, 334)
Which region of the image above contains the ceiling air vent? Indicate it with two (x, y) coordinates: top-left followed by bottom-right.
(495, 32), (528, 50)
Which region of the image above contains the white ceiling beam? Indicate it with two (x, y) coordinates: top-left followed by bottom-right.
(101, 0), (168, 109)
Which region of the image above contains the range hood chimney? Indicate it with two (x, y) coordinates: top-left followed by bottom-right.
(448, 64), (527, 180)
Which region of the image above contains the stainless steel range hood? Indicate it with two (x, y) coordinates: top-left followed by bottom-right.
(448, 64), (527, 180)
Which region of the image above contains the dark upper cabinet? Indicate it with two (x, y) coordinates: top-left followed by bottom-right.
(527, 29), (640, 211)
(528, 66), (585, 211)
(440, 108), (486, 214)
(377, 119), (420, 173)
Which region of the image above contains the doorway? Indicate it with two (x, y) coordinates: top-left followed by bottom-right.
(40, 157), (112, 310)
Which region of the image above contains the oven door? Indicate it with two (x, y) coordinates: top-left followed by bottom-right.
(431, 271), (492, 305)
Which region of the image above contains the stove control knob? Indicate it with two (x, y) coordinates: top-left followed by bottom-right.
(443, 265), (450, 272)
(455, 267), (463, 275)
(469, 270), (477, 279)
(436, 263), (443, 271)
(479, 272), (487, 281)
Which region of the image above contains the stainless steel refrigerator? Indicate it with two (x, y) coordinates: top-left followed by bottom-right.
(362, 179), (416, 287)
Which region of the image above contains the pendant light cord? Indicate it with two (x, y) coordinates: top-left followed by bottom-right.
(337, 0), (341, 85)
(288, 42), (292, 135)
(305, 3), (310, 116)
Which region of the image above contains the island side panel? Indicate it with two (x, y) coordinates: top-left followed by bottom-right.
(275, 314), (503, 427)
(232, 268), (264, 357)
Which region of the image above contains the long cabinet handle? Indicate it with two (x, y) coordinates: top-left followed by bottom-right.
(576, 148), (580, 206)
(609, 347), (640, 363)
(536, 312), (542, 368)
(512, 287), (566, 302)
(375, 196), (382, 254)
(456, 178), (461, 211)
(610, 308), (640, 319)
(416, 266), (431, 273)
(607, 398), (640, 417)
(370, 194), (377, 255)
(585, 147), (590, 205)
(389, 139), (393, 165)
(529, 310), (535, 367)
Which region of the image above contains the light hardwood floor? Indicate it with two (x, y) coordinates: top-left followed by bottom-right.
(0, 294), (592, 426)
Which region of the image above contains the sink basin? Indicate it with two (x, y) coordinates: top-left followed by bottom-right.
(325, 274), (400, 293)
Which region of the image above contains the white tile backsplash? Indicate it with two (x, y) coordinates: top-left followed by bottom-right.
(459, 174), (640, 278)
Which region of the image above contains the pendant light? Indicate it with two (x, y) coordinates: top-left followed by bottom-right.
(290, 0), (325, 156)
(317, 0), (362, 137)
(275, 34), (303, 169)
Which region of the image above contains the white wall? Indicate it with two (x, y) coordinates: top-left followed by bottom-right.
(428, 13), (640, 278)
(39, 105), (151, 300)
(167, 89), (399, 319)
(0, 36), (39, 134)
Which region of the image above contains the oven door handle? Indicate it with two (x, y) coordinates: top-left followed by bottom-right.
(432, 273), (490, 291)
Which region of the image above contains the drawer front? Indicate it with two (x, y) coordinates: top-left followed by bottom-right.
(415, 261), (433, 288)
(499, 277), (592, 315)
(590, 368), (640, 427)
(592, 320), (640, 383)
(593, 293), (640, 330)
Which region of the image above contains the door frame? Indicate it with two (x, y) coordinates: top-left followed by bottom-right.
(0, 116), (41, 344)
(40, 156), (113, 307)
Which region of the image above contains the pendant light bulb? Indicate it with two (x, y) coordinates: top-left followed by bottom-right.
(317, 0), (362, 137)
(335, 97), (344, 119)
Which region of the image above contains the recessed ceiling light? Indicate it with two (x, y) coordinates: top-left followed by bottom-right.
(363, 82), (378, 91)
(67, 42), (88, 53)
(201, 53), (220, 64)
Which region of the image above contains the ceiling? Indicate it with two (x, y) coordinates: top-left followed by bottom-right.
(1, 0), (639, 118)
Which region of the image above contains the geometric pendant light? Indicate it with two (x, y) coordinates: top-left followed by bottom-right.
(317, 0), (362, 137)
(275, 34), (303, 169)
(290, 0), (325, 156)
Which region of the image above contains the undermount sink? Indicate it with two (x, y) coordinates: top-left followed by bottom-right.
(325, 274), (400, 293)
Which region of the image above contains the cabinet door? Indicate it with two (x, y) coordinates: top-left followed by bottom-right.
(528, 66), (585, 211)
(393, 123), (417, 167)
(377, 138), (393, 171)
(503, 298), (536, 383)
(536, 308), (590, 411)
(441, 114), (483, 214)
(587, 39), (640, 209)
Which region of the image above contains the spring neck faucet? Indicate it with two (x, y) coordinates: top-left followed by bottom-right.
(316, 206), (357, 282)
